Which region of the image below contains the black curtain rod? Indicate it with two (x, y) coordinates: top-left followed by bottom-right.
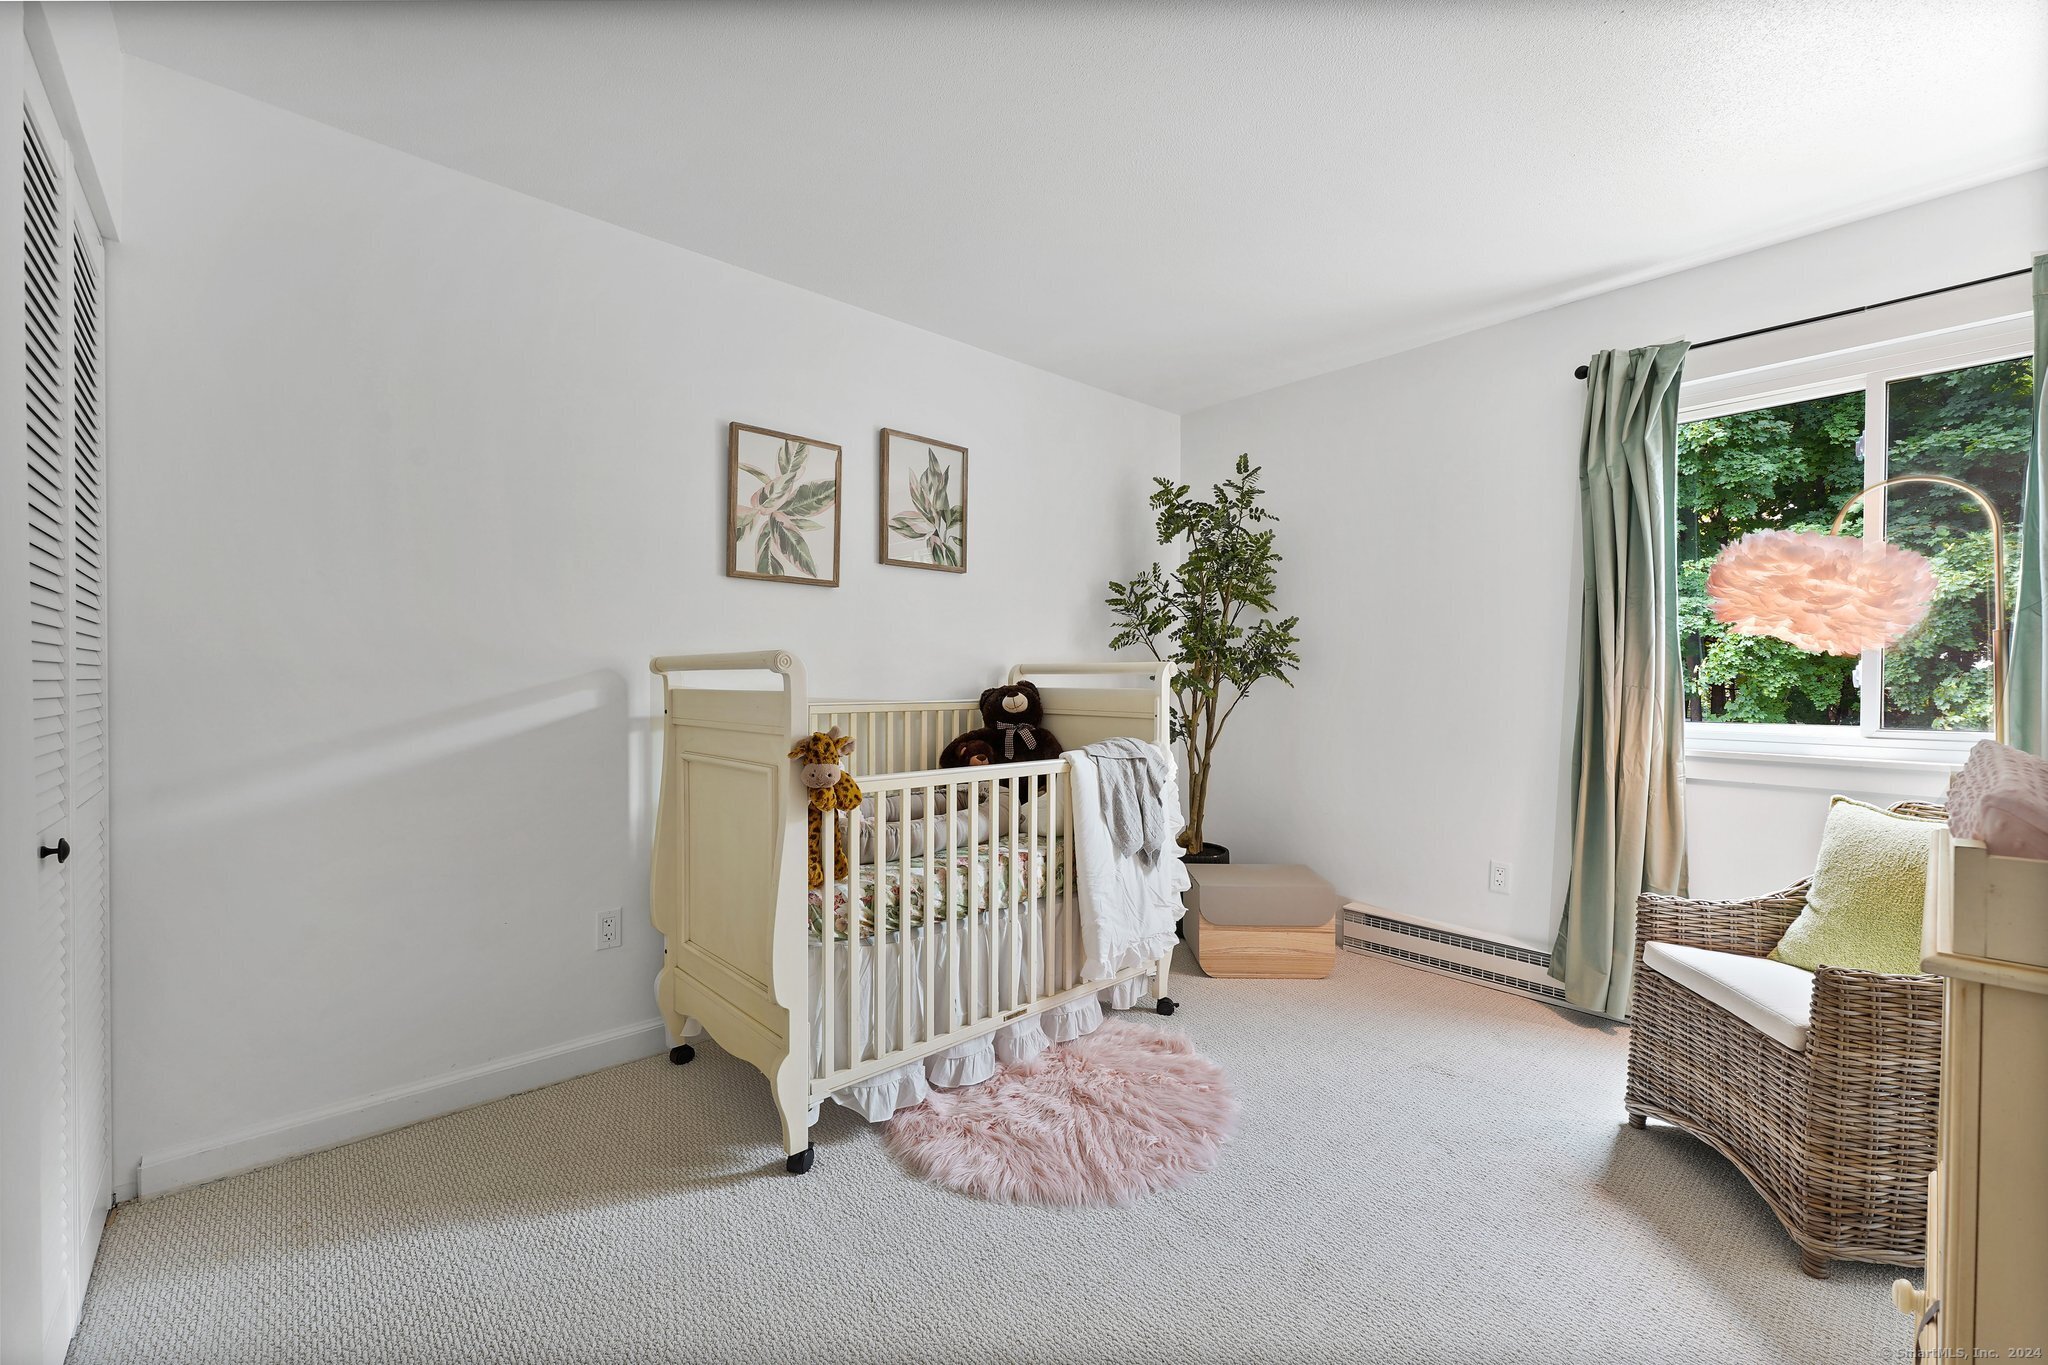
(1571, 266), (2032, 380)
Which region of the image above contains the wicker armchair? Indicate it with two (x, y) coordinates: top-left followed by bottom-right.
(1623, 802), (1946, 1279)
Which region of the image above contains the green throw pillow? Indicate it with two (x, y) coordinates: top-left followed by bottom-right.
(1769, 796), (1939, 976)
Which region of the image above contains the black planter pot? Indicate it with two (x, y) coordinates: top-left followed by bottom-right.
(1182, 841), (1231, 866)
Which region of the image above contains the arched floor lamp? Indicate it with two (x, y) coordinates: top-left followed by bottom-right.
(1707, 474), (2006, 744)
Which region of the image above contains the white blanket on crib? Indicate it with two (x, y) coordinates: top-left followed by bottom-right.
(1065, 741), (1189, 981)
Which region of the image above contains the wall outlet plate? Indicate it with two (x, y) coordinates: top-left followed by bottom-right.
(596, 908), (622, 950)
(1487, 861), (1511, 895)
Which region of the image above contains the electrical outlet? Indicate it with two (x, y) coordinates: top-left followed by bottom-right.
(1487, 861), (1512, 895)
(595, 908), (622, 950)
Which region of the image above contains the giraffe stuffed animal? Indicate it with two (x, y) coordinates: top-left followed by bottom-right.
(790, 728), (862, 889)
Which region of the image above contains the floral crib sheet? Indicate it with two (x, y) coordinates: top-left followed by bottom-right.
(808, 835), (1068, 943)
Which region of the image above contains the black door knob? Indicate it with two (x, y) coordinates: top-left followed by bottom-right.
(39, 838), (69, 864)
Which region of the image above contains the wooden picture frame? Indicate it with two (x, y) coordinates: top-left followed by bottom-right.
(727, 422), (842, 587)
(878, 429), (968, 573)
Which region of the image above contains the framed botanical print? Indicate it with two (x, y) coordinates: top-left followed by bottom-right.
(879, 429), (968, 572)
(728, 422), (842, 587)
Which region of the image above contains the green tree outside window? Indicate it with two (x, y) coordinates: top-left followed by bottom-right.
(1678, 357), (2033, 731)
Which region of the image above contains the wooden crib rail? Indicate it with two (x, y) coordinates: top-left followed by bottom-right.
(650, 649), (801, 679)
(1006, 660), (1168, 683)
(843, 756), (1064, 788)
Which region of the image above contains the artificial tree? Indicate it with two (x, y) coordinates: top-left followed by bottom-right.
(1107, 454), (1301, 858)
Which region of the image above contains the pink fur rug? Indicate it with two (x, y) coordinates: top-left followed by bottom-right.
(885, 1018), (1237, 1206)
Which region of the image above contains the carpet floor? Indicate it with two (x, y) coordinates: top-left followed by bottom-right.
(69, 947), (1908, 1364)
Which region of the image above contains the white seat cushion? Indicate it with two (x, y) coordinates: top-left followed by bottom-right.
(1641, 940), (1816, 1052)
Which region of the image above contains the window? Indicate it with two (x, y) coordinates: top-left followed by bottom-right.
(1679, 389), (1867, 726)
(1676, 290), (2034, 757)
(1875, 360), (2030, 731)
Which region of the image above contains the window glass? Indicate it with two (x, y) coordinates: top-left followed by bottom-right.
(1677, 391), (1866, 725)
(1880, 358), (2034, 731)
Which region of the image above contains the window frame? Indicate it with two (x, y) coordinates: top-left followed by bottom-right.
(1676, 288), (2032, 768)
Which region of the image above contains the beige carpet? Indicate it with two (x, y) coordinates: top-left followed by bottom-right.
(69, 947), (1908, 1364)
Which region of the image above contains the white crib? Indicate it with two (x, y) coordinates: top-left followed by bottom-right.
(647, 650), (1179, 1173)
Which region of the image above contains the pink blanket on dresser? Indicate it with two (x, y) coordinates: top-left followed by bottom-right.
(1948, 740), (2048, 859)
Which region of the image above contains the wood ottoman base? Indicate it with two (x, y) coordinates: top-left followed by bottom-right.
(1184, 863), (1338, 979)
(1186, 912), (1337, 978)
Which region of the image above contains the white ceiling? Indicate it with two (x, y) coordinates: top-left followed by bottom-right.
(114, 1), (2048, 413)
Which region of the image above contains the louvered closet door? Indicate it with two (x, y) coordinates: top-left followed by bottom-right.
(22, 64), (110, 1346)
(24, 70), (76, 1344)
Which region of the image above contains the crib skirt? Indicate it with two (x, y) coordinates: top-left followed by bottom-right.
(807, 905), (1148, 1122)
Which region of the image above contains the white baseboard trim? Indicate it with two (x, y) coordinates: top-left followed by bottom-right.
(129, 1017), (669, 1200)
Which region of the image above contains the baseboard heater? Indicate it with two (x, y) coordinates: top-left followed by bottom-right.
(1341, 904), (1570, 1007)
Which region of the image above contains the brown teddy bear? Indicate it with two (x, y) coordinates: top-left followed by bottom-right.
(938, 682), (1064, 798)
(934, 732), (995, 814)
(938, 734), (996, 769)
(977, 681), (1063, 762)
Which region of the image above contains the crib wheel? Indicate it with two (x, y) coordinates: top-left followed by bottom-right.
(668, 1044), (695, 1066)
(786, 1145), (816, 1175)
(1155, 997), (1178, 1016)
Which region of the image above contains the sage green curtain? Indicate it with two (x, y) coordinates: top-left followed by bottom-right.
(1550, 341), (1691, 1016)
(2009, 255), (2048, 756)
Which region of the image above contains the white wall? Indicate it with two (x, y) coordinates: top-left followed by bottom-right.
(109, 60), (1178, 1195)
(25, 2), (120, 237)
(1685, 755), (1946, 902)
(1181, 169), (2047, 950)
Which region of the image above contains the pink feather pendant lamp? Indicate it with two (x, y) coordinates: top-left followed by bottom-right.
(1704, 474), (2008, 742)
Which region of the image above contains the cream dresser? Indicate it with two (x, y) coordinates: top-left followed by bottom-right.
(1892, 830), (2048, 1357)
